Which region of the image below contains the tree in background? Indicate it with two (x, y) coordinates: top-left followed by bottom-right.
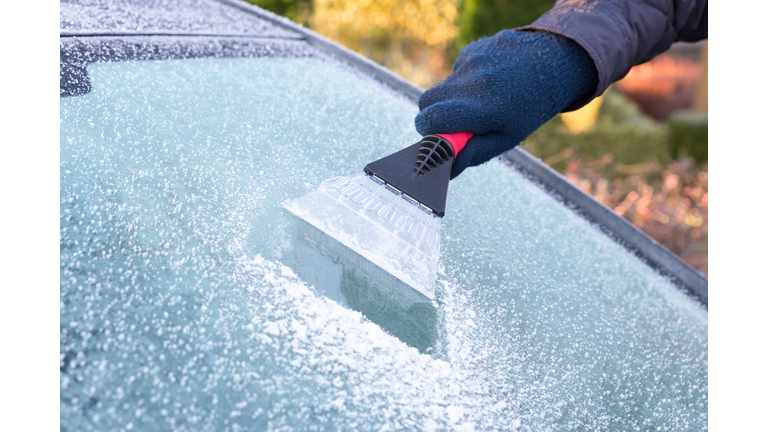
(311, 0), (461, 88)
(250, 0), (460, 87)
(456, 0), (555, 48)
(247, 0), (313, 24)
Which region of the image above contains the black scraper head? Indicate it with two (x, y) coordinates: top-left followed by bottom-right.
(364, 135), (455, 217)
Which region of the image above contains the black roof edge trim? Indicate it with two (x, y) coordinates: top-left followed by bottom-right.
(218, 0), (708, 307)
(502, 148), (708, 307)
(60, 36), (316, 97)
(215, 0), (424, 102)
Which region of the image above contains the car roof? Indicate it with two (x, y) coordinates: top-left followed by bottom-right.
(60, 0), (300, 38)
(59, 0), (707, 305)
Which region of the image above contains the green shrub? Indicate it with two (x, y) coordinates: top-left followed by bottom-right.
(522, 89), (672, 170)
(668, 111), (708, 162)
(457, 0), (556, 48)
(246, 0), (312, 24)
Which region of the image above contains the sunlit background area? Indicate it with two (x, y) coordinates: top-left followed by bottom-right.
(249, 0), (708, 275)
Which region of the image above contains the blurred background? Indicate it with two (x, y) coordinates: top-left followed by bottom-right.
(249, 0), (708, 275)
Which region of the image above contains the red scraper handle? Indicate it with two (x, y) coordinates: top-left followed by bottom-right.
(435, 132), (474, 156)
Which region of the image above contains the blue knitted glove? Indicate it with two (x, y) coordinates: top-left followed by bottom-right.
(415, 30), (599, 179)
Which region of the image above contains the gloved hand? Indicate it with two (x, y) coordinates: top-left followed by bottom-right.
(415, 30), (599, 179)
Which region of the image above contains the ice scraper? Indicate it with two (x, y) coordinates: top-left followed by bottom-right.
(284, 132), (473, 300)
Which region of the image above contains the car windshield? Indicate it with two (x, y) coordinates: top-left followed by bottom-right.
(61, 55), (707, 430)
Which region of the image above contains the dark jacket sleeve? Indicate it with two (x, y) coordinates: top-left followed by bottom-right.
(520, 0), (707, 109)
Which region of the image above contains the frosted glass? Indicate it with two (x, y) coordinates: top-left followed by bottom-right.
(60, 0), (298, 38)
(60, 57), (707, 431)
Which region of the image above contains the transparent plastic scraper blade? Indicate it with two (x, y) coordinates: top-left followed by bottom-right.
(284, 171), (441, 300)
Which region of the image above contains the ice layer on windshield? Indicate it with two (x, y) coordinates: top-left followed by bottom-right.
(60, 56), (707, 431)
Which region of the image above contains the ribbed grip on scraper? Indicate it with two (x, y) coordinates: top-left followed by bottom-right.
(414, 135), (455, 177)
